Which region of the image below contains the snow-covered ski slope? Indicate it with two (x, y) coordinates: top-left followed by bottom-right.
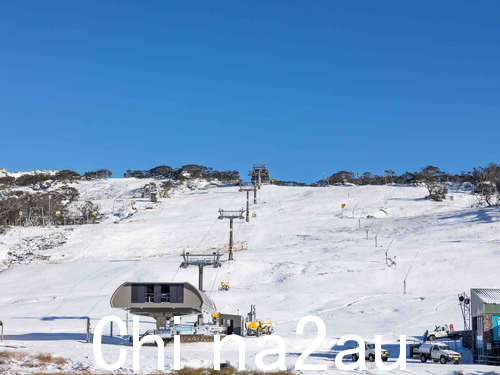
(1, 181), (499, 374)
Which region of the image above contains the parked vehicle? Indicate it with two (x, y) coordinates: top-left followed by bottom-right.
(416, 343), (461, 364)
(426, 325), (462, 341)
(348, 341), (390, 362)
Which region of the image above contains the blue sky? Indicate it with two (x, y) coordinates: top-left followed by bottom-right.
(0, 1), (498, 182)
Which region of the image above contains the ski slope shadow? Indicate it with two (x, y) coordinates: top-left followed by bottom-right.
(439, 207), (500, 224)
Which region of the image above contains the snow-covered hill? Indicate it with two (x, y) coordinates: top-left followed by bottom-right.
(0, 169), (12, 178)
(0, 168), (59, 179)
(0, 182), (499, 374)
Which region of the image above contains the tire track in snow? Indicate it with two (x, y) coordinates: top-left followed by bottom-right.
(275, 296), (373, 325)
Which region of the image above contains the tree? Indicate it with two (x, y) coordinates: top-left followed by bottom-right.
(417, 166), (443, 183)
(400, 172), (417, 185)
(475, 181), (498, 206)
(327, 171), (355, 185)
(180, 165), (213, 179)
(83, 169), (112, 180)
(0, 176), (15, 186)
(384, 170), (396, 184)
(482, 163), (500, 189)
(55, 170), (81, 182)
(15, 173), (52, 187)
(360, 172), (372, 185)
(124, 170), (147, 178)
(79, 201), (101, 223)
(426, 183), (448, 201)
(149, 165), (175, 178)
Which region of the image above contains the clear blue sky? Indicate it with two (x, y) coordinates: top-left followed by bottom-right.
(1, 1), (498, 182)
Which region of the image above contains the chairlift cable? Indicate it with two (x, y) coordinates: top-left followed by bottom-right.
(209, 264), (221, 297)
(171, 265), (181, 281)
(192, 189), (240, 252)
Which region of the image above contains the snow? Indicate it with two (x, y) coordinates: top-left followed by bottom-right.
(0, 169), (59, 179)
(0, 181), (499, 374)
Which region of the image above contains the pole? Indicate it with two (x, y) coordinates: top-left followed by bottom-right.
(229, 217), (234, 260)
(253, 186), (257, 204)
(385, 239), (394, 265)
(48, 195), (51, 227)
(110, 321), (113, 337)
(198, 265), (205, 324)
(19, 212), (22, 248)
(246, 191), (250, 222)
(404, 252), (419, 294)
(126, 312), (129, 335)
(358, 209), (364, 229)
(258, 171), (261, 190)
(198, 264), (204, 291)
(86, 317), (91, 343)
(352, 203), (358, 218)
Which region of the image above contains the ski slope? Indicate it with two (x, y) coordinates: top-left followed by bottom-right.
(1, 180), (499, 374)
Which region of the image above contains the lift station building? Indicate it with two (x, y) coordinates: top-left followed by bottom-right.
(110, 282), (217, 329)
(471, 288), (500, 365)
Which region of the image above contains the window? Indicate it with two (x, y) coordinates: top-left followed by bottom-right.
(145, 285), (154, 303)
(131, 283), (183, 304)
(161, 285), (170, 303)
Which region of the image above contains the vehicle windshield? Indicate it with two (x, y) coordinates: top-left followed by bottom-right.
(366, 344), (375, 350)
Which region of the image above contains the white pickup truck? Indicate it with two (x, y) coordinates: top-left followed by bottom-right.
(426, 325), (462, 341)
(348, 341), (390, 362)
(417, 343), (461, 364)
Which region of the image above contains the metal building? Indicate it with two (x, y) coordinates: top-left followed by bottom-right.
(471, 288), (500, 365)
(110, 282), (217, 329)
(218, 313), (246, 336)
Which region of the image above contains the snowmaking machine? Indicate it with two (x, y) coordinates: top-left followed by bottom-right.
(245, 305), (274, 336)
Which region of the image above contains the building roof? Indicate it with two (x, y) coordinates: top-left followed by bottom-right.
(472, 288), (500, 304)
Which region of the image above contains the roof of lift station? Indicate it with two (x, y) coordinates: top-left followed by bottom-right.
(110, 281), (217, 317)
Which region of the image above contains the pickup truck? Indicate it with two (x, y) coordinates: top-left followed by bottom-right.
(426, 325), (462, 341)
(416, 343), (461, 364)
(348, 341), (390, 362)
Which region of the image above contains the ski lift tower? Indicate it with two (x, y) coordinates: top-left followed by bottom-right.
(218, 208), (245, 260)
(180, 251), (222, 292)
(458, 292), (471, 331)
(249, 164), (270, 190)
(239, 184), (257, 221)
(180, 251), (222, 325)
